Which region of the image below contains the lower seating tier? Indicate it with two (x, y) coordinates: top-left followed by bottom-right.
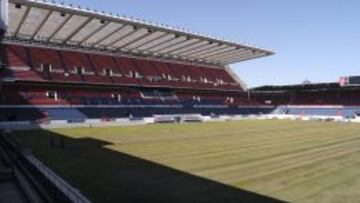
(0, 83), (267, 121)
(0, 106), (275, 122)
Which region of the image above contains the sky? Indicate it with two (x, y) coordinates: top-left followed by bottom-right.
(59, 0), (360, 87)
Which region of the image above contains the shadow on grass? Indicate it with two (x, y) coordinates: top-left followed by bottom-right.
(15, 129), (287, 203)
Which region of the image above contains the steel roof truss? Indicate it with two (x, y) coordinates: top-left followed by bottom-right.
(192, 45), (235, 58)
(62, 17), (93, 44)
(77, 20), (111, 46)
(14, 6), (30, 37)
(90, 24), (127, 48)
(46, 13), (73, 42)
(31, 9), (52, 39)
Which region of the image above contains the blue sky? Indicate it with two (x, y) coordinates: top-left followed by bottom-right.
(60, 0), (360, 87)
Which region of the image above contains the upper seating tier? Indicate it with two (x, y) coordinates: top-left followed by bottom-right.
(1, 44), (243, 91)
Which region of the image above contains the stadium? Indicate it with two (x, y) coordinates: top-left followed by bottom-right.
(0, 0), (360, 202)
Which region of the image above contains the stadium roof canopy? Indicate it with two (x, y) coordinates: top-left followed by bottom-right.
(4, 0), (274, 66)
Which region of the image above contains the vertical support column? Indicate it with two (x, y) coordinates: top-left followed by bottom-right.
(0, 0), (8, 36)
(0, 0), (7, 92)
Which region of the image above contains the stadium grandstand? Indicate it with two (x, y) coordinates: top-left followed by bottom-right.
(251, 79), (360, 118)
(0, 0), (359, 125)
(0, 0), (276, 124)
(1, 0), (360, 203)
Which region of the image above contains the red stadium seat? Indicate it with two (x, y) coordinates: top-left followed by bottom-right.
(1, 44), (44, 81)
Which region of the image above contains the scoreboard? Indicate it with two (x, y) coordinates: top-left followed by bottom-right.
(348, 76), (360, 85)
(339, 76), (360, 86)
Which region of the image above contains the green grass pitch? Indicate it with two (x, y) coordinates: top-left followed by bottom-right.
(14, 120), (360, 203)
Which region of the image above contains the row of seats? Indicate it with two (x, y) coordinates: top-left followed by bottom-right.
(0, 84), (250, 106)
(0, 107), (275, 122)
(274, 106), (360, 118)
(17, 81), (360, 107)
(0, 44), (241, 91)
